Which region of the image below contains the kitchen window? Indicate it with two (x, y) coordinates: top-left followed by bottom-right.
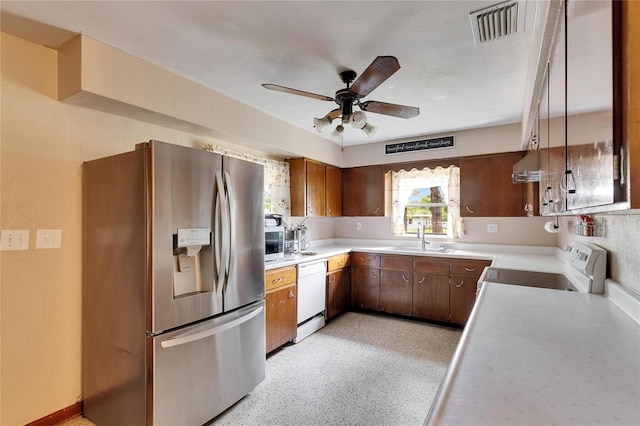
(391, 166), (461, 238)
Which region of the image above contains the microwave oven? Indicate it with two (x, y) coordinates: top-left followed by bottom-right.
(265, 226), (284, 261)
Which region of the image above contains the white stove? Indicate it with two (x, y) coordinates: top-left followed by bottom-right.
(562, 241), (607, 293)
(480, 241), (607, 294)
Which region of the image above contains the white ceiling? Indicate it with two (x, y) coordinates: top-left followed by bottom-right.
(1, 0), (540, 147)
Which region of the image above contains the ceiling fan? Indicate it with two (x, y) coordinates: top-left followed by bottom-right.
(262, 56), (420, 142)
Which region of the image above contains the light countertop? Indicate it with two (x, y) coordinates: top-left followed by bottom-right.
(264, 239), (566, 273)
(425, 282), (640, 425)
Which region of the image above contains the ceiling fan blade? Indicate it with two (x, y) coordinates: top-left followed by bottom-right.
(262, 84), (334, 102)
(324, 108), (342, 120)
(349, 56), (401, 97)
(360, 101), (420, 119)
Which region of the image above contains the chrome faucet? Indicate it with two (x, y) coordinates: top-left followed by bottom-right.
(421, 224), (431, 249)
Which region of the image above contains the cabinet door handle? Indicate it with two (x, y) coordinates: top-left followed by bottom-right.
(372, 207), (380, 214)
(464, 267), (477, 272)
(402, 274), (410, 283)
(465, 206), (474, 214)
(329, 276), (335, 284)
(272, 277), (282, 284)
(418, 276), (426, 284)
(338, 261), (344, 266)
(327, 208), (332, 214)
(371, 271), (378, 279)
(360, 257), (365, 262)
(456, 280), (464, 288)
(288, 290), (296, 299)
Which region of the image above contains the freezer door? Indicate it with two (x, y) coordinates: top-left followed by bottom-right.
(152, 301), (265, 425)
(222, 156), (265, 311)
(151, 141), (223, 333)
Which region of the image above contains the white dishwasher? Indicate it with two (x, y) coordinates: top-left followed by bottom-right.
(293, 259), (327, 343)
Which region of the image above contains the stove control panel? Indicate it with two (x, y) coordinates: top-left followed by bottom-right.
(564, 241), (607, 293)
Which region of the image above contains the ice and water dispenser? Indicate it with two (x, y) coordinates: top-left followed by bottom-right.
(172, 227), (213, 297)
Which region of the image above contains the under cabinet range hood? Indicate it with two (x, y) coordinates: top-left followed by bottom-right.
(512, 150), (541, 183)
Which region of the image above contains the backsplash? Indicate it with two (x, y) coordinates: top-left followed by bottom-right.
(333, 216), (558, 247)
(558, 210), (640, 296)
(203, 143), (291, 216)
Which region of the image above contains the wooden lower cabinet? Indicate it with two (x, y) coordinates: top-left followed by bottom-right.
(351, 253), (381, 310)
(351, 266), (380, 310)
(449, 259), (491, 325)
(348, 252), (489, 326)
(265, 284), (297, 353)
(412, 257), (451, 322)
(327, 253), (351, 319)
(265, 266), (297, 354)
(327, 268), (351, 319)
(380, 269), (413, 316)
(412, 273), (450, 322)
(380, 255), (413, 316)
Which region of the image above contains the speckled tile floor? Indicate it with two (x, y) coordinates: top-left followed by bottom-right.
(61, 312), (461, 426)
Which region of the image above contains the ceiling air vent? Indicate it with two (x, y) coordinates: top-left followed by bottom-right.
(470, 0), (523, 45)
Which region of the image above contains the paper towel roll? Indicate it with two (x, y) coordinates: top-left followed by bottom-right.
(544, 220), (561, 233)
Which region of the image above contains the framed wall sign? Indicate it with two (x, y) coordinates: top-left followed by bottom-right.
(385, 136), (455, 155)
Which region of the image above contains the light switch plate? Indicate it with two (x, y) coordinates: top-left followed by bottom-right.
(487, 223), (499, 233)
(1, 230), (30, 250)
(36, 229), (62, 249)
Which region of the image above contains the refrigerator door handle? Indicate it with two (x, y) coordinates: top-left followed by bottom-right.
(223, 171), (236, 295)
(215, 171), (229, 291)
(160, 305), (264, 349)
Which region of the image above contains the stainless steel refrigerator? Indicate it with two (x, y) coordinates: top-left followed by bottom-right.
(82, 141), (265, 426)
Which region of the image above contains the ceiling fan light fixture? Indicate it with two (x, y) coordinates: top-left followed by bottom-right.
(350, 111), (368, 129)
(313, 116), (333, 133)
(330, 124), (344, 143)
(361, 122), (377, 139)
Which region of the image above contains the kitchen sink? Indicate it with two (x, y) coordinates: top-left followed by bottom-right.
(379, 245), (455, 255)
(482, 268), (578, 292)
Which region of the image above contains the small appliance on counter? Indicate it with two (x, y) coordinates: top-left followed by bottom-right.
(264, 214), (282, 227)
(265, 226), (284, 261)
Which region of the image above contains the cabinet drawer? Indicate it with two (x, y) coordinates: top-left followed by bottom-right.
(450, 259), (491, 278)
(265, 266), (297, 292)
(381, 254), (412, 271)
(327, 253), (351, 272)
(352, 252), (381, 268)
(413, 257), (450, 274)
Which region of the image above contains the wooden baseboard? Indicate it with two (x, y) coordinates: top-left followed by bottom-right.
(26, 401), (83, 426)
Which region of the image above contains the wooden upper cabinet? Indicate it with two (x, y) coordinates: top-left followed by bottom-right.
(288, 158), (338, 217)
(305, 160), (325, 217)
(325, 165), (342, 217)
(460, 152), (526, 217)
(342, 166), (385, 216)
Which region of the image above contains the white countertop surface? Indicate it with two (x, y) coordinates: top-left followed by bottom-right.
(425, 282), (640, 426)
(264, 240), (566, 273)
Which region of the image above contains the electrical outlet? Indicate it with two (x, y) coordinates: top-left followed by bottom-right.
(36, 229), (62, 249)
(356, 221), (362, 231)
(487, 223), (499, 233)
(0, 230), (30, 250)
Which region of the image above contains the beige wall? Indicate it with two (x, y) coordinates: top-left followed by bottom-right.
(341, 123), (524, 168)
